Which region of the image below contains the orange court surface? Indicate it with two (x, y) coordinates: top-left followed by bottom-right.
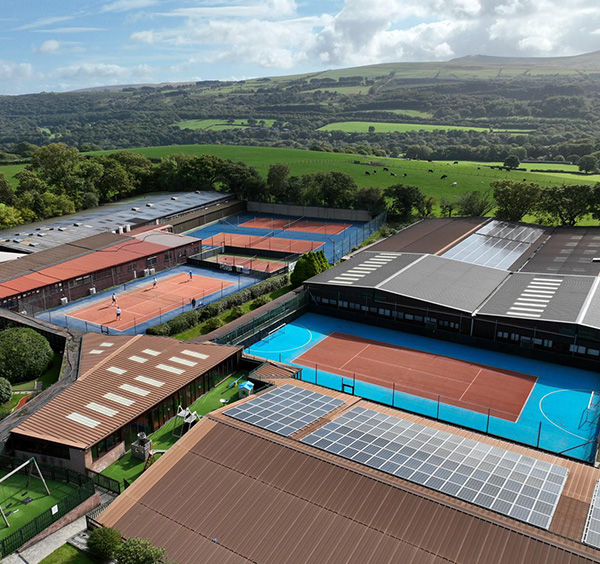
(240, 217), (350, 235)
(202, 232), (322, 254)
(67, 272), (233, 331)
(294, 332), (537, 422)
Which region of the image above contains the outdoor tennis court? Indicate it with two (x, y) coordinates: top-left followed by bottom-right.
(204, 253), (288, 273)
(240, 217), (350, 235)
(294, 332), (536, 421)
(246, 313), (600, 462)
(202, 232), (323, 254)
(67, 272), (233, 331)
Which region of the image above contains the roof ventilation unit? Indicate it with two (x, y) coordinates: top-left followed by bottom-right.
(74, 222), (82, 227)
(146, 203), (155, 208)
(124, 224), (131, 233)
(60, 297), (68, 305)
(89, 287), (96, 295)
(131, 207), (140, 212)
(117, 226), (124, 234)
(171, 196), (179, 201)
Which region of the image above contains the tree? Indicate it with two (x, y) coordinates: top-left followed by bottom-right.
(536, 184), (593, 226)
(492, 180), (541, 221)
(81, 191), (100, 209)
(439, 197), (455, 217)
(220, 162), (268, 201)
(87, 526), (122, 561)
(41, 192), (76, 218)
(353, 187), (386, 215)
(414, 195), (435, 219)
(266, 163), (290, 202)
(0, 378), (12, 405)
(503, 155), (520, 169)
(0, 327), (54, 384)
(290, 250), (330, 288)
(0, 174), (16, 206)
(578, 155), (598, 174)
(95, 158), (131, 202)
(0, 205), (23, 229)
(116, 538), (166, 564)
(456, 190), (494, 216)
(29, 143), (80, 190)
(384, 184), (424, 220)
(14, 169), (48, 196)
(368, 126), (375, 133)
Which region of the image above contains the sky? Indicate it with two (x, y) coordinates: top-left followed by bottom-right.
(1, 0), (600, 95)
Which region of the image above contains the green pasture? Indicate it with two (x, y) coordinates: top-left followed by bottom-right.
(318, 121), (531, 134)
(175, 118), (275, 131)
(357, 109), (434, 118)
(0, 471), (78, 541)
(0, 164), (26, 188)
(92, 144), (595, 197)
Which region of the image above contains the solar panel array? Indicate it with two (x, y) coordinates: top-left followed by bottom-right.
(224, 384), (344, 437)
(302, 406), (568, 529)
(583, 480), (600, 548)
(443, 220), (544, 270)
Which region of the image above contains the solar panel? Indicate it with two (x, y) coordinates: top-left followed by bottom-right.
(583, 480), (600, 548)
(225, 384), (344, 437)
(302, 406), (568, 529)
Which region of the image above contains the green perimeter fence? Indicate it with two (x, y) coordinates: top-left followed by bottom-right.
(0, 457), (96, 558)
(213, 290), (309, 347)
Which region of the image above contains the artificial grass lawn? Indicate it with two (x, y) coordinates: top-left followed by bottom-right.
(174, 284), (293, 341)
(0, 472), (78, 541)
(101, 374), (247, 486)
(39, 544), (95, 564)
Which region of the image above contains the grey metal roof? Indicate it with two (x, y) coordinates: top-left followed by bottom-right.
(309, 251), (424, 288)
(378, 255), (510, 313)
(477, 273), (596, 323)
(579, 280), (600, 330)
(0, 191), (230, 254)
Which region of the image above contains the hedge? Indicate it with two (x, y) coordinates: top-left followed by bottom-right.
(147, 274), (289, 336)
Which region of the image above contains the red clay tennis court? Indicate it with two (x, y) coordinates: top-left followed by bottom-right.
(67, 272), (233, 331)
(205, 253), (287, 273)
(294, 332), (537, 421)
(203, 232), (322, 254)
(240, 217), (350, 235)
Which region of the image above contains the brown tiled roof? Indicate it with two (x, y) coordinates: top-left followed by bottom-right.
(99, 380), (600, 564)
(11, 334), (240, 449)
(249, 358), (301, 379)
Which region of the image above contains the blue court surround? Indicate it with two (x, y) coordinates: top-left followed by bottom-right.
(246, 313), (600, 463)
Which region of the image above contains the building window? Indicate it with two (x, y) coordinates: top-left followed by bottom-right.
(146, 256), (157, 267)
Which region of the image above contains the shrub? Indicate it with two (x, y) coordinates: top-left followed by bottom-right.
(117, 538), (165, 564)
(252, 295), (271, 308)
(87, 526), (122, 561)
(204, 318), (224, 332)
(0, 327), (53, 384)
(0, 378), (12, 405)
(229, 306), (245, 320)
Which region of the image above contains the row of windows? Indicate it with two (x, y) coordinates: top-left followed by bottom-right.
(570, 344), (600, 357)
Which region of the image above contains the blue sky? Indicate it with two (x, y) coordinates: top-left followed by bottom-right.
(1, 0), (600, 95)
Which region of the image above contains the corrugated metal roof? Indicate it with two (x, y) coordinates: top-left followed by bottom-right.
(0, 237), (186, 299)
(478, 273), (596, 323)
(131, 230), (200, 248)
(368, 217), (489, 254)
(378, 255), (510, 313)
(99, 408), (600, 564)
(11, 334), (240, 449)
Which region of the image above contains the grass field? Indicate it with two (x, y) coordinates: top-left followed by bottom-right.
(101, 374), (246, 486)
(40, 544), (95, 564)
(0, 164), (25, 188)
(91, 144), (598, 197)
(175, 118), (275, 130)
(357, 109), (434, 118)
(318, 121), (531, 134)
(0, 471), (78, 540)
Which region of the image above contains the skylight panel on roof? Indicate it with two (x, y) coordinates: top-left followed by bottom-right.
(119, 383), (151, 396)
(103, 393), (135, 406)
(129, 356), (148, 363)
(89, 350), (104, 355)
(86, 402), (118, 417)
(181, 349), (209, 360)
(107, 366), (126, 375)
(67, 412), (100, 428)
(169, 356), (197, 367)
(135, 375), (165, 387)
(142, 348), (161, 356)
(156, 364), (185, 375)
(100, 342), (114, 347)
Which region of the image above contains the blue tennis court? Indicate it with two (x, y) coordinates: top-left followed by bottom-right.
(246, 313), (600, 462)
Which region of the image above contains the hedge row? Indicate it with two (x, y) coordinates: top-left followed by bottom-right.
(146, 274), (289, 336)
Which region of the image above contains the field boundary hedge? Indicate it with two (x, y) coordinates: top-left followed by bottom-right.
(146, 274), (289, 336)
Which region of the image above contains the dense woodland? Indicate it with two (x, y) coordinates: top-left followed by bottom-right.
(1, 143), (599, 230)
(0, 68), (600, 164)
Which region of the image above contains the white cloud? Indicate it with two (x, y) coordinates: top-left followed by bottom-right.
(161, 0), (297, 20)
(36, 40), (85, 54)
(33, 27), (106, 34)
(0, 60), (34, 81)
(56, 62), (155, 82)
(37, 40), (61, 54)
(17, 15), (74, 30)
(102, 0), (160, 13)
